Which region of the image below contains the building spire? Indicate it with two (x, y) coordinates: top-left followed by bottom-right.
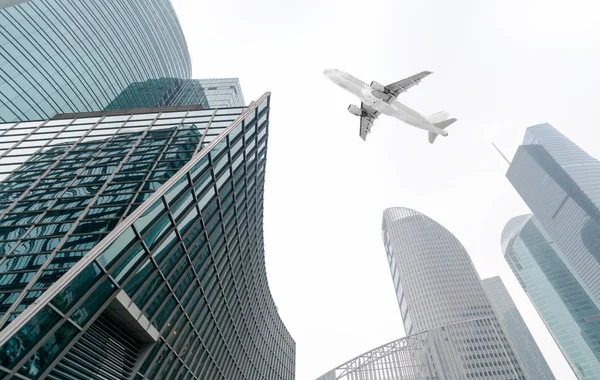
(492, 142), (511, 165)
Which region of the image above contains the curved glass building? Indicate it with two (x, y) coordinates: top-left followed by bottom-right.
(0, 0), (191, 122)
(382, 207), (525, 379)
(503, 214), (600, 379)
(0, 94), (295, 379)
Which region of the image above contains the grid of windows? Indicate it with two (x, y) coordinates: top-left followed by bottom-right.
(381, 207), (525, 379)
(104, 78), (210, 112)
(0, 0), (191, 122)
(503, 214), (600, 379)
(198, 79), (246, 108)
(0, 94), (295, 379)
(481, 277), (555, 380)
(507, 124), (600, 306)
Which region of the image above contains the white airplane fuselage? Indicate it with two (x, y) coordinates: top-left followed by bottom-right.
(324, 69), (448, 136)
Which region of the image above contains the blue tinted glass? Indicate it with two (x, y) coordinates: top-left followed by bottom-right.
(0, 306), (60, 369)
(97, 227), (136, 269)
(51, 262), (103, 313)
(71, 278), (116, 327)
(18, 322), (79, 379)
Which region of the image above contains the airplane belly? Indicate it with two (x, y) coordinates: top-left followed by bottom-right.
(360, 89), (387, 112)
(385, 103), (432, 129)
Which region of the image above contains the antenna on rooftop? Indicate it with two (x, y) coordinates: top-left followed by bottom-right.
(492, 142), (511, 165)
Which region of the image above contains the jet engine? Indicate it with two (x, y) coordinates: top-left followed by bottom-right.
(370, 81), (387, 94)
(347, 104), (363, 117)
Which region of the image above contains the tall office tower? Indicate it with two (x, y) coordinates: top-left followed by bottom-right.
(382, 207), (525, 379)
(503, 214), (600, 379)
(482, 276), (555, 380)
(0, 93), (296, 379)
(506, 123), (600, 305)
(0, 0), (191, 122)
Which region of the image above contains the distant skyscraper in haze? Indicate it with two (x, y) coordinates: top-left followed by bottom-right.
(506, 123), (600, 306)
(502, 214), (600, 379)
(482, 276), (555, 380)
(381, 207), (525, 379)
(0, 0), (192, 122)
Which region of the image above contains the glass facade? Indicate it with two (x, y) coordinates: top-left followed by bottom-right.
(198, 78), (246, 108)
(104, 78), (210, 111)
(104, 78), (246, 112)
(481, 276), (555, 380)
(381, 207), (525, 379)
(507, 124), (600, 305)
(0, 94), (295, 379)
(0, 0), (191, 122)
(503, 214), (600, 379)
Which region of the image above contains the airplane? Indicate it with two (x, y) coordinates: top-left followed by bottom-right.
(323, 69), (457, 143)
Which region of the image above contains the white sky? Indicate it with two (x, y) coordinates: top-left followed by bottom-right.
(172, 1), (600, 378)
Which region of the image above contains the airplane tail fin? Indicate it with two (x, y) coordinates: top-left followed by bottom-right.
(427, 111), (457, 144)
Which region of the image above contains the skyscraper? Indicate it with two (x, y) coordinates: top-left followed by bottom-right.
(382, 207), (525, 379)
(506, 123), (600, 305)
(0, 0), (191, 122)
(0, 93), (295, 379)
(482, 276), (555, 380)
(502, 214), (600, 379)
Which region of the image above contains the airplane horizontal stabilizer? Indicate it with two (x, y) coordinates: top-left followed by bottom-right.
(428, 117), (457, 144)
(433, 118), (457, 130)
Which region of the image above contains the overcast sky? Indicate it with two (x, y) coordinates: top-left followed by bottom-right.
(172, 0), (600, 378)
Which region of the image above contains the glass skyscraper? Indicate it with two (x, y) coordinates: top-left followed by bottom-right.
(0, 94), (296, 379)
(506, 123), (600, 305)
(481, 276), (555, 380)
(502, 214), (600, 379)
(0, 0), (191, 122)
(381, 207), (525, 379)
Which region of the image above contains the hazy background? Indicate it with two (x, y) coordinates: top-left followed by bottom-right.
(172, 0), (600, 378)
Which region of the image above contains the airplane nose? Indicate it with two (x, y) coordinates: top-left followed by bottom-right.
(323, 69), (334, 77)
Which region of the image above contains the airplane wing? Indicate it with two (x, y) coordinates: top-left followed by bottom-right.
(386, 71), (433, 98)
(359, 102), (380, 141)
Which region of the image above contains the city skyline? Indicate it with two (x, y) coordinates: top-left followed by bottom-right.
(0, 0), (594, 379)
(169, 1), (600, 377)
(381, 207), (526, 379)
